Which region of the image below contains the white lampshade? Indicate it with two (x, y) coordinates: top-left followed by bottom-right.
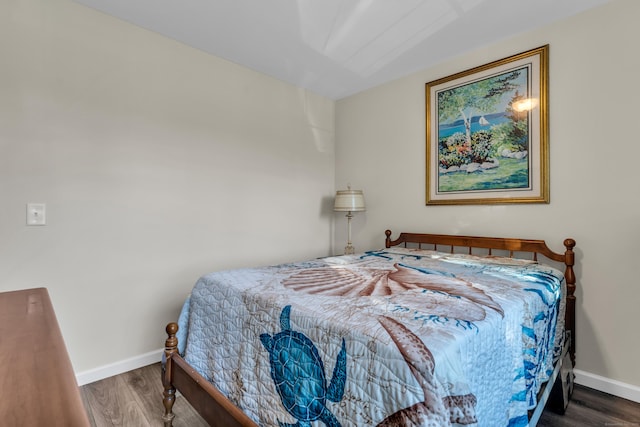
(334, 189), (366, 212)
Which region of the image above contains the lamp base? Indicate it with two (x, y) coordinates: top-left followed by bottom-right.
(344, 244), (355, 255)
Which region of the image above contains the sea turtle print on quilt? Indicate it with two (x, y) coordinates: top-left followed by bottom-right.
(260, 305), (347, 427)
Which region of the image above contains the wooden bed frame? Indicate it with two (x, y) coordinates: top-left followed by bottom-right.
(162, 230), (577, 427)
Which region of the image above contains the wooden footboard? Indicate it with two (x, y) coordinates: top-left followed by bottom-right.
(162, 323), (258, 427)
(162, 230), (577, 426)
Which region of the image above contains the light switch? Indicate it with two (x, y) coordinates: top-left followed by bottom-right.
(27, 203), (46, 226)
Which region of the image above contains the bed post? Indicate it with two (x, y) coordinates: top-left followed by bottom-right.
(563, 239), (576, 367)
(385, 229), (392, 247)
(162, 322), (179, 427)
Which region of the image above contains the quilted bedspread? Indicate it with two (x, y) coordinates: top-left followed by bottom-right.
(177, 247), (566, 427)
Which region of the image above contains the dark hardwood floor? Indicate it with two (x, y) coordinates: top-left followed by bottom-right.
(81, 363), (208, 427)
(81, 363), (640, 426)
(538, 383), (640, 427)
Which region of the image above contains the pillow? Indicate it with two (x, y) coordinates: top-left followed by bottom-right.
(383, 246), (537, 266)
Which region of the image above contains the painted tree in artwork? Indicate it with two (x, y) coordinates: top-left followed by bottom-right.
(437, 70), (523, 145)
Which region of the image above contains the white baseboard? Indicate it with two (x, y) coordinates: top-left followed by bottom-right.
(76, 349), (163, 386)
(574, 369), (640, 403)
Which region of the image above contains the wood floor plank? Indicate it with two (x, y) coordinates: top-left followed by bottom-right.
(82, 363), (640, 427)
(538, 384), (640, 426)
(82, 364), (207, 427)
(80, 386), (98, 427)
(82, 374), (151, 427)
(124, 364), (209, 427)
(119, 366), (164, 425)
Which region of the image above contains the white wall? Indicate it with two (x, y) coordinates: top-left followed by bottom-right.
(0, 0), (335, 375)
(336, 0), (640, 398)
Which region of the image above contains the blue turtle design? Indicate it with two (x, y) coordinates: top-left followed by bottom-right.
(260, 305), (347, 427)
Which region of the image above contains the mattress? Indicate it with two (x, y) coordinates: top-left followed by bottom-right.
(178, 247), (566, 426)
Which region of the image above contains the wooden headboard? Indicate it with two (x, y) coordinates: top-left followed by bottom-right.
(384, 230), (577, 366)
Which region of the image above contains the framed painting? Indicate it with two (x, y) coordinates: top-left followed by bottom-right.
(426, 45), (549, 205)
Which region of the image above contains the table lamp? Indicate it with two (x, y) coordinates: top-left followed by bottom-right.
(334, 187), (366, 254)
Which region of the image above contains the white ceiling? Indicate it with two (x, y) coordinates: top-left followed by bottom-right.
(74, 0), (611, 100)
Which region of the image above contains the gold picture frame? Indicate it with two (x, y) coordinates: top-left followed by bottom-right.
(426, 45), (549, 205)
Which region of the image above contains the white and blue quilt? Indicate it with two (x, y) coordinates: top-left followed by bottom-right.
(178, 247), (566, 427)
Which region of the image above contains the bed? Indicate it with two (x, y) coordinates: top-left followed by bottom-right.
(161, 230), (577, 427)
